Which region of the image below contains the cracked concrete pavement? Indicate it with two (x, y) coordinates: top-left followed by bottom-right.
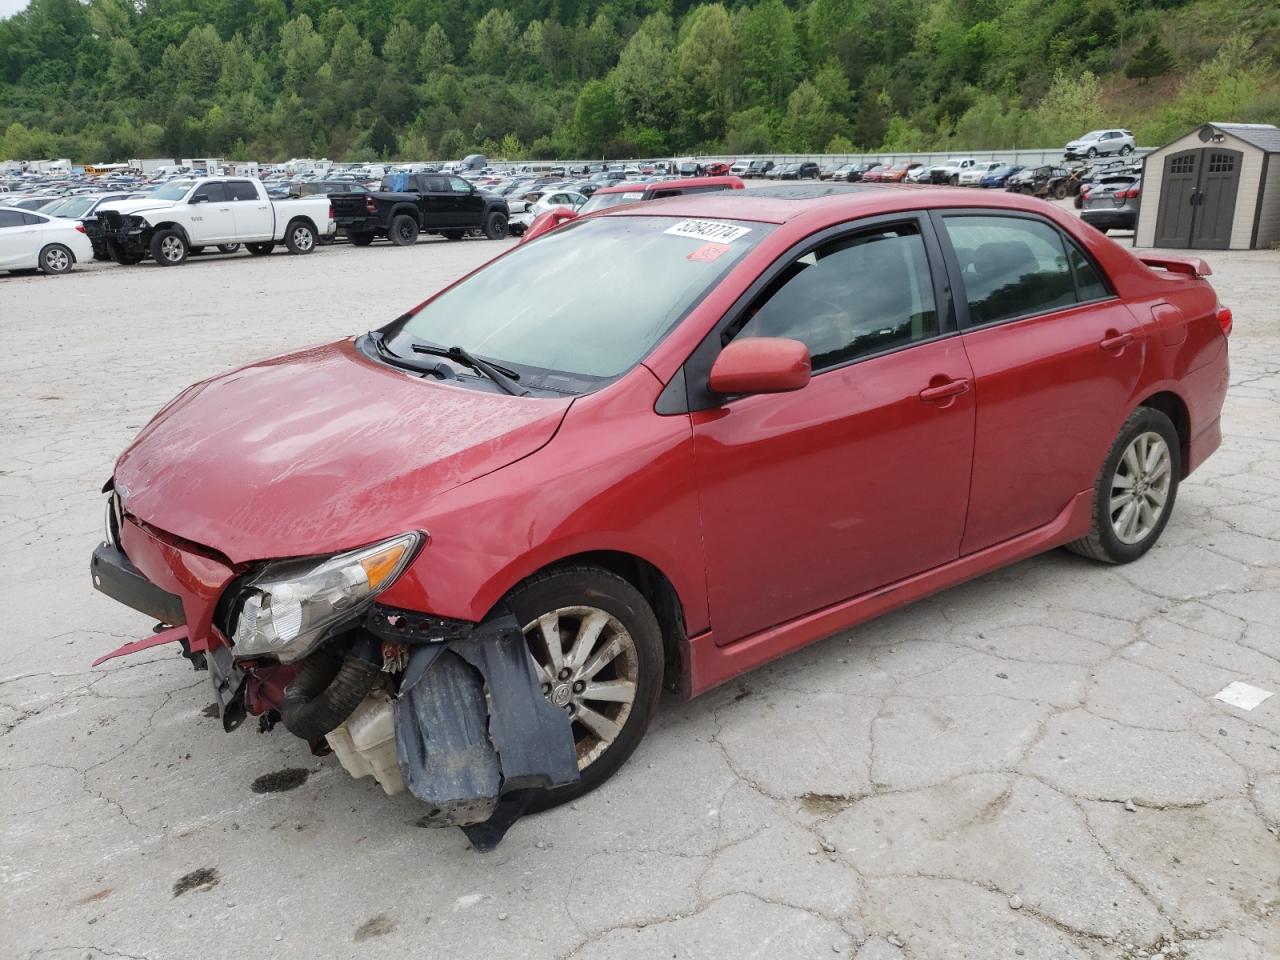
(1, 231), (1277, 960)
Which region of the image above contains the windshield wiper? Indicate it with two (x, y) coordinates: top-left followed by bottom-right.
(410, 342), (529, 397)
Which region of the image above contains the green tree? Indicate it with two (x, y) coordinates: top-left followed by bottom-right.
(739, 0), (799, 108)
(469, 8), (517, 75)
(574, 78), (622, 154)
(382, 20), (420, 79)
(611, 13), (674, 132)
(419, 22), (454, 74)
(673, 4), (739, 141)
(1125, 35), (1175, 83)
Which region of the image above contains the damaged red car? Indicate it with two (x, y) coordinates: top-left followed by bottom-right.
(91, 185), (1230, 848)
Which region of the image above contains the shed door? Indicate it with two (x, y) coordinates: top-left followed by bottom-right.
(1154, 150), (1199, 247)
(1191, 149), (1242, 249)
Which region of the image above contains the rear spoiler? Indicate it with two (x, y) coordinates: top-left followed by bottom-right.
(1139, 255), (1212, 277)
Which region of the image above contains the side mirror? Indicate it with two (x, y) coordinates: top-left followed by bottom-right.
(190, 194), (208, 204)
(709, 337), (811, 397)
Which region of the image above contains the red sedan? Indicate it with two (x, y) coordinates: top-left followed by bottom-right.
(91, 187), (1230, 844)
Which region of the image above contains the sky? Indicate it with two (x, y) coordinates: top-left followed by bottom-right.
(0, 0), (29, 19)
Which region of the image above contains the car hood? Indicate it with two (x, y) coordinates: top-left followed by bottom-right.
(113, 340), (574, 564)
(95, 197), (180, 216)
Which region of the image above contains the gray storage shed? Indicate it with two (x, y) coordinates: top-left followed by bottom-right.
(1136, 122), (1280, 250)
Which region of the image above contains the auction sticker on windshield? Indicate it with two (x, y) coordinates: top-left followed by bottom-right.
(665, 220), (752, 244)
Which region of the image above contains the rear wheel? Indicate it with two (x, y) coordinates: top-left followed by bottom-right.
(149, 229), (188, 266)
(505, 567), (664, 811)
(284, 220), (316, 254)
(1053, 182), (1069, 200)
(246, 242), (273, 256)
(38, 243), (74, 275)
(388, 214), (419, 246)
(1120, 144), (1133, 156)
(483, 210), (508, 240)
(1066, 407), (1180, 564)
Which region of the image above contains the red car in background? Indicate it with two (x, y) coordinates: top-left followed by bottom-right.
(91, 187), (1230, 846)
(882, 161), (924, 182)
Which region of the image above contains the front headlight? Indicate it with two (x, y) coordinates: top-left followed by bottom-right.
(230, 532), (421, 663)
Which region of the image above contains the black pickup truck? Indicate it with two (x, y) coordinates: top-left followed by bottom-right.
(331, 173), (509, 246)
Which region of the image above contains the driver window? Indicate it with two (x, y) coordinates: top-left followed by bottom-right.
(725, 222), (939, 371)
(200, 182), (227, 203)
(448, 177), (471, 193)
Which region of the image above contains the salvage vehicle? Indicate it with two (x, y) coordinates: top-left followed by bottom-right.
(928, 157), (978, 185)
(1081, 176), (1142, 234)
(958, 162), (1003, 186)
(1006, 165), (1071, 197)
(0, 206), (93, 274)
(94, 177), (334, 265)
(332, 172), (509, 245)
(744, 160), (774, 178)
(91, 186), (1230, 848)
(508, 191), (587, 236)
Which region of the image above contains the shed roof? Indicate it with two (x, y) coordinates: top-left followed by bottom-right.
(1207, 123), (1280, 153)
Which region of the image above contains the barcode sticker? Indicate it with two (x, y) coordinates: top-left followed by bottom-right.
(665, 220), (751, 244)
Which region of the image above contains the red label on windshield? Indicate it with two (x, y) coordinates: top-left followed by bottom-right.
(687, 243), (729, 263)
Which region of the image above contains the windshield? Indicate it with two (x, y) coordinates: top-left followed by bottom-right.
(150, 180), (195, 200)
(384, 215), (769, 386)
(580, 190), (645, 214)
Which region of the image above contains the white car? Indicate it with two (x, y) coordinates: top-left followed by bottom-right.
(94, 176), (336, 266)
(929, 157), (978, 185)
(957, 162), (1003, 187)
(0, 206), (94, 274)
(1064, 129), (1135, 160)
(508, 191), (587, 236)
(730, 159), (751, 176)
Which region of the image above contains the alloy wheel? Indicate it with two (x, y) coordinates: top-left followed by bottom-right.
(160, 236), (184, 261)
(44, 248), (69, 272)
(292, 227), (314, 251)
(522, 605), (639, 770)
(1109, 431), (1172, 544)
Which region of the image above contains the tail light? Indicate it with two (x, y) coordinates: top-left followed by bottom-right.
(75, 222), (86, 233)
(364, 196), (377, 214)
(328, 203), (334, 220)
(1216, 306), (1233, 337)
(1120, 186), (1141, 199)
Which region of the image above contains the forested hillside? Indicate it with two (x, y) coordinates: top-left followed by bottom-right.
(1, 0), (1278, 162)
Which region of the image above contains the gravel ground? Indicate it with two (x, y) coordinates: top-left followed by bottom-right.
(1, 220), (1277, 960)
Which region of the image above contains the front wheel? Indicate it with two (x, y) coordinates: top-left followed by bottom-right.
(39, 243), (74, 275)
(285, 220), (316, 254)
(1066, 407), (1180, 564)
(505, 567), (664, 811)
(1053, 182), (1069, 200)
(149, 229), (188, 266)
(483, 210), (508, 240)
(1086, 147), (1098, 159)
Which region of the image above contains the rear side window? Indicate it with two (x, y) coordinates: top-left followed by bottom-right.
(21, 212), (47, 225)
(0, 209), (23, 227)
(226, 181), (258, 201)
(942, 215), (1077, 325)
(727, 221), (939, 371)
(1066, 241), (1110, 302)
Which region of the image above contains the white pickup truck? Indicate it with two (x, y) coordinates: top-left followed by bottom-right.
(93, 177), (335, 266)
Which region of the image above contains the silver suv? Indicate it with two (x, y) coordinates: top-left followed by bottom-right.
(1064, 129), (1135, 160)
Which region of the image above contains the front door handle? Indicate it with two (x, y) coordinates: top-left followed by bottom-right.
(918, 378), (970, 403)
(1099, 331), (1134, 352)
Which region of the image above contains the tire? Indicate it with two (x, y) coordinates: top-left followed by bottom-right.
(284, 220), (317, 254)
(1074, 194), (1085, 209)
(442, 229), (466, 241)
(217, 243), (241, 254)
(348, 231), (374, 246)
(1086, 147), (1098, 159)
(246, 242), (273, 256)
(949, 174), (960, 186)
(1065, 407), (1181, 565)
(483, 210), (508, 240)
(504, 566), (664, 811)
(1120, 145), (1133, 156)
(388, 214), (419, 246)
(149, 229), (188, 266)
(38, 243), (74, 275)
(1053, 182), (1069, 200)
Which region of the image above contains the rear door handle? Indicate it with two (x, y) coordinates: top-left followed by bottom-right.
(918, 378), (970, 403)
(1099, 332), (1134, 352)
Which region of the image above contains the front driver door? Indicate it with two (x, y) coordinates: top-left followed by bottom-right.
(188, 182), (235, 243)
(0, 208), (30, 268)
(689, 215), (976, 646)
(449, 176), (484, 229)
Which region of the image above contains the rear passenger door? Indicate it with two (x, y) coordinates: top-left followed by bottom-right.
(933, 212), (1147, 554)
(226, 179), (272, 240)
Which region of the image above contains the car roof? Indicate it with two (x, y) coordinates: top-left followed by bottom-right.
(598, 182), (1071, 227)
(593, 175), (743, 196)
